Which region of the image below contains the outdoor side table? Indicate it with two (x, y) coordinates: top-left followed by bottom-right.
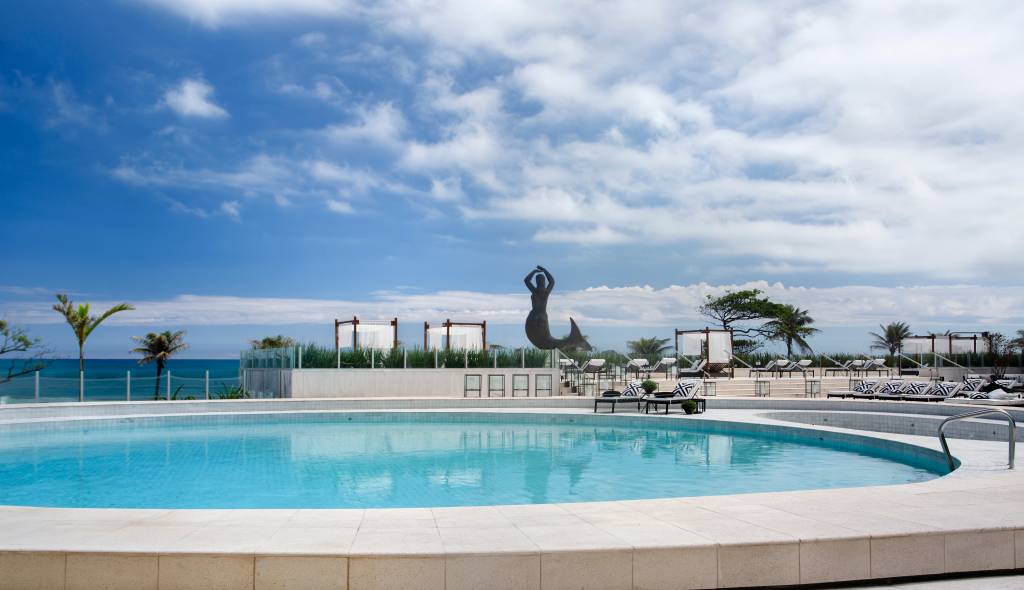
(754, 380), (770, 397)
(702, 381), (717, 397)
(804, 379), (821, 398)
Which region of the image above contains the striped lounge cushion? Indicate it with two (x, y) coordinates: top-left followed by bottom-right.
(673, 380), (700, 398)
(621, 381), (644, 398)
(962, 378), (984, 393)
(903, 382), (931, 396)
(876, 381), (905, 394)
(934, 381), (961, 397)
(853, 380), (877, 393)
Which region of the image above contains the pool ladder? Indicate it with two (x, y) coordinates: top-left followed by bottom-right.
(938, 408), (1016, 471)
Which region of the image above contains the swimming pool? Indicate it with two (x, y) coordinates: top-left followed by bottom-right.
(0, 412), (947, 508)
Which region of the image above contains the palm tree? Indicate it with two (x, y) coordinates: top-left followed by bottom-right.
(870, 322), (912, 355)
(763, 305), (820, 357)
(626, 336), (671, 361)
(131, 330), (188, 400)
(250, 335), (297, 349)
(52, 293), (134, 374)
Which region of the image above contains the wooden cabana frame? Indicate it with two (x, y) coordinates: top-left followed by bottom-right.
(674, 327), (735, 378)
(423, 319), (487, 351)
(334, 316), (399, 351)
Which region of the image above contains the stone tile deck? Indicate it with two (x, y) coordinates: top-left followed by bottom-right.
(0, 400), (1021, 589)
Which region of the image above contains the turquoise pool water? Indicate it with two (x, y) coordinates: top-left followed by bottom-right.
(0, 413), (945, 508)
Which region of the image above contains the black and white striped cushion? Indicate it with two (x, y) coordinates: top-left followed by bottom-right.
(621, 381), (644, 398)
(877, 381), (905, 394)
(935, 381), (960, 396)
(673, 380), (700, 398)
(903, 382), (930, 396)
(962, 378), (984, 393)
(853, 380), (877, 393)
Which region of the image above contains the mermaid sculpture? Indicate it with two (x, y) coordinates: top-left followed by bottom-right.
(524, 265), (592, 351)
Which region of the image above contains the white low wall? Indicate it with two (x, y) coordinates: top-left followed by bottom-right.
(289, 368), (560, 398)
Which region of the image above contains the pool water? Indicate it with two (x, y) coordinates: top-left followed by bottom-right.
(0, 413), (945, 508)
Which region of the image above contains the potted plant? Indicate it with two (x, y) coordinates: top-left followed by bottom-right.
(682, 400), (698, 415)
(641, 379), (658, 395)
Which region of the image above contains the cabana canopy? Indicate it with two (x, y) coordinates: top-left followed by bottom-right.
(335, 317), (399, 350)
(424, 320), (487, 351)
(675, 328), (734, 365)
(902, 333), (990, 355)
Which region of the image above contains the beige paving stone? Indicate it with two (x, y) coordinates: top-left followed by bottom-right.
(254, 555), (347, 590)
(633, 546), (717, 590)
(871, 534), (945, 578)
(446, 554), (540, 590)
(174, 525), (278, 552)
(717, 542), (800, 588)
(540, 550), (632, 590)
(800, 538), (871, 584)
(438, 526), (538, 554)
(516, 524), (632, 552)
(287, 509), (364, 528)
(349, 527), (444, 556)
(66, 553), (158, 590)
(259, 526), (358, 554)
(945, 530), (1014, 573)
(158, 554), (254, 590)
(349, 556), (444, 590)
(0, 551), (66, 590)
(432, 506), (512, 528)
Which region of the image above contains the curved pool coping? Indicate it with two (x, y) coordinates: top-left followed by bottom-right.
(0, 398), (1022, 589)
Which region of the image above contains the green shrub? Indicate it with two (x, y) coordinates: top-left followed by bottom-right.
(641, 379), (658, 394)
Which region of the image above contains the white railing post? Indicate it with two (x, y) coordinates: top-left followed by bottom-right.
(298, 346), (302, 369)
(434, 350), (438, 369)
(403, 349), (407, 369)
(204, 370), (210, 400)
(521, 348), (525, 368)
(34, 371), (39, 402)
(166, 371), (171, 400)
(464, 350), (468, 369)
(79, 371), (84, 402)
(371, 348), (375, 369)
(126, 370), (131, 401)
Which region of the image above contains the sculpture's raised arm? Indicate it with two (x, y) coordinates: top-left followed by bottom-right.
(524, 269), (540, 292)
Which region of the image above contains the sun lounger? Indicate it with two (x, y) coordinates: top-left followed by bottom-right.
(827, 380), (879, 399)
(643, 379), (705, 414)
(779, 359), (815, 378)
(677, 359), (707, 379)
(751, 360), (780, 378)
(872, 380), (907, 400)
(648, 357), (677, 378)
(626, 358), (650, 379)
(593, 381), (645, 413)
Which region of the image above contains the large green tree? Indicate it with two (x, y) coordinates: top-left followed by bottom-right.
(52, 294), (134, 373)
(698, 289), (781, 338)
(763, 304), (820, 357)
(0, 320), (48, 383)
(250, 335), (297, 349)
(869, 322), (912, 355)
(626, 337), (671, 361)
(131, 330), (189, 400)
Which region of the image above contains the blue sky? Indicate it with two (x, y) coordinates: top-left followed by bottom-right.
(2, 0), (1023, 357)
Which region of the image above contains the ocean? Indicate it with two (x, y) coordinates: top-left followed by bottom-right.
(0, 359), (240, 404)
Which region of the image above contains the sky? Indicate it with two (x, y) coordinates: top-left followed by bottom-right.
(1, 0), (1023, 358)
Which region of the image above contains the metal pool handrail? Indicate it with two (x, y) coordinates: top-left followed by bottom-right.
(938, 408), (1016, 471)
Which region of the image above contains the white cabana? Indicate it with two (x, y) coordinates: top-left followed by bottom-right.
(675, 328), (734, 375)
(903, 334), (989, 355)
(423, 320), (487, 351)
(335, 317), (398, 350)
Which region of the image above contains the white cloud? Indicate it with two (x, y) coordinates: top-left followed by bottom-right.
(326, 199), (354, 214)
(163, 78), (228, 118)
(219, 200), (241, 218)
(322, 103), (405, 146)
(3, 282), (1021, 331)
(132, 0), (1024, 279)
